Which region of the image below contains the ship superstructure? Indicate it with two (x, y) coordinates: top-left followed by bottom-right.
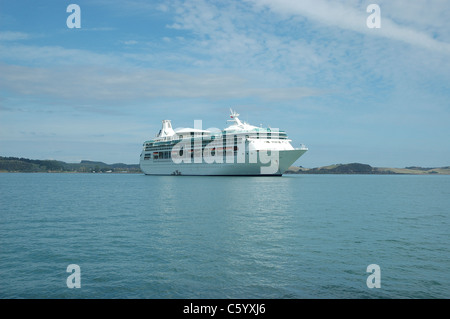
(139, 109), (307, 176)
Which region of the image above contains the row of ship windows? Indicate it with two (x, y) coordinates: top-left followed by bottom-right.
(145, 142), (240, 152)
(144, 148), (239, 160)
(144, 134), (287, 148)
(145, 140), (287, 150)
(177, 133), (286, 139)
(145, 139), (242, 149)
(145, 140), (288, 152)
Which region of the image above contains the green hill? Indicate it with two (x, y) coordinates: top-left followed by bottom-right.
(0, 156), (141, 173)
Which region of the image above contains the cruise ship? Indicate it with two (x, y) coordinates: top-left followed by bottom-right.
(139, 109), (307, 176)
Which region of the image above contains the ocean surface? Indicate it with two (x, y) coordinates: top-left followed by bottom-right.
(1, 173), (449, 299)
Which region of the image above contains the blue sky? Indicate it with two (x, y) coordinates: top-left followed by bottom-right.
(0, 0), (449, 167)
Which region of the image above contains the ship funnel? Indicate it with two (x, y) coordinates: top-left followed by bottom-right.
(159, 120), (175, 137)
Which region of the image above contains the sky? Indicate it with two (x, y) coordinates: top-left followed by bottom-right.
(0, 0), (449, 167)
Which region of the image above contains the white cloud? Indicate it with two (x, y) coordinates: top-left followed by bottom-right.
(250, 0), (450, 54)
(122, 40), (139, 45)
(0, 31), (30, 41)
(0, 63), (322, 104)
(1, 0), (446, 111)
(0, 43), (123, 67)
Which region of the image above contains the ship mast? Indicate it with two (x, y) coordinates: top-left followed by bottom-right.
(228, 108), (243, 126)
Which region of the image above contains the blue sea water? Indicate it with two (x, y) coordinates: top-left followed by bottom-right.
(0, 173), (449, 299)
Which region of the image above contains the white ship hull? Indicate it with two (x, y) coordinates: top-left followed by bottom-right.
(140, 149), (307, 176)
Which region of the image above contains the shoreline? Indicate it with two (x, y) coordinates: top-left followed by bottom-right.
(284, 163), (450, 175)
(1, 157), (449, 175)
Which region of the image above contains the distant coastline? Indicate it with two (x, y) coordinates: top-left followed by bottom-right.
(1, 156), (449, 175)
(0, 156), (140, 173)
(285, 163), (450, 175)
